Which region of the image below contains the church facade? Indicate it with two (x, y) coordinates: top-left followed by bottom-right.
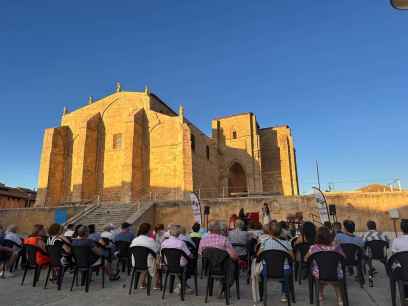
(35, 86), (299, 207)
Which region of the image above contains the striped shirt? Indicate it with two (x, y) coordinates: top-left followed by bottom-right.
(362, 230), (389, 242)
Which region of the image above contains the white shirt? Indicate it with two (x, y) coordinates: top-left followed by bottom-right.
(4, 232), (22, 246)
(130, 235), (159, 254)
(130, 235), (159, 274)
(64, 230), (74, 238)
(391, 234), (408, 253)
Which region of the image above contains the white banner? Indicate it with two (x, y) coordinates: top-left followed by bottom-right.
(312, 187), (330, 223)
(190, 192), (202, 225)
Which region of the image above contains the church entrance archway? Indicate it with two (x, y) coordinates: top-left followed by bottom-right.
(228, 162), (247, 195)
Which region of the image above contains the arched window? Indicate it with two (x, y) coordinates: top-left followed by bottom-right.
(206, 145), (210, 160)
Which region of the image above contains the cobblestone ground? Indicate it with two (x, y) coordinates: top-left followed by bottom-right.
(0, 260), (394, 306)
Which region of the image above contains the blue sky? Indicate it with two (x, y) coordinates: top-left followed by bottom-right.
(0, 1), (407, 193)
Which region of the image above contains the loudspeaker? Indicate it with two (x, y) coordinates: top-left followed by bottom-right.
(204, 206), (210, 215)
(329, 204), (336, 216)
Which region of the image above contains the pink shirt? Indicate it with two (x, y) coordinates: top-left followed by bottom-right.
(161, 236), (191, 266)
(198, 233), (238, 259)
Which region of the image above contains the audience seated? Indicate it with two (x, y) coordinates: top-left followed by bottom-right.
(5, 225), (22, 247)
(47, 223), (71, 253)
(335, 220), (364, 248)
(252, 220), (293, 303)
(305, 226), (345, 306)
(178, 226), (195, 249)
(391, 219), (408, 253)
(228, 219), (250, 257)
(130, 223), (159, 289)
(333, 222), (343, 234)
(362, 220), (389, 243)
(200, 220), (239, 298)
(199, 221), (238, 260)
(0, 224), (20, 278)
(161, 225), (192, 265)
(114, 222), (135, 243)
(72, 226), (120, 281)
(279, 221), (292, 240)
(63, 224), (75, 239)
(153, 224), (166, 244)
(88, 224), (100, 242)
(247, 220), (264, 239)
(190, 222), (202, 239)
(294, 222), (316, 246)
(161, 224), (193, 293)
(24, 224), (50, 267)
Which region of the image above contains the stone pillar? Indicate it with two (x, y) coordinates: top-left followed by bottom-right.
(121, 109), (147, 202)
(35, 127), (69, 207)
(71, 115), (100, 202)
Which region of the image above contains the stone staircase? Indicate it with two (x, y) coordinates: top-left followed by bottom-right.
(71, 203), (141, 231)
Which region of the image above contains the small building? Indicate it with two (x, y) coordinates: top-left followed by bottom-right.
(0, 183), (36, 208)
(35, 87), (299, 206)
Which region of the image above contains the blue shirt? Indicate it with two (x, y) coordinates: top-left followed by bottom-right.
(335, 232), (364, 248)
(114, 231), (135, 242)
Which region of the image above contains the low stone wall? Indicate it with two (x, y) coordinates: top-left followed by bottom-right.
(0, 205), (86, 234)
(155, 192), (408, 232)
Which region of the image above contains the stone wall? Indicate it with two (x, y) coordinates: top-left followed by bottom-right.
(0, 205), (86, 234)
(154, 192), (408, 232)
(259, 126), (299, 196)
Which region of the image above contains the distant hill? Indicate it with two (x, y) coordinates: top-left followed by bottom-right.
(357, 184), (403, 192)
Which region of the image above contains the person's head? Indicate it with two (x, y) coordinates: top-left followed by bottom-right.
(333, 222), (342, 233)
(239, 208), (245, 217)
(323, 221), (332, 230)
(155, 224), (164, 232)
(73, 224), (82, 237)
(0, 224), (4, 232)
(31, 224), (46, 236)
(48, 223), (63, 236)
(88, 224), (96, 234)
(302, 222), (316, 243)
(6, 224), (18, 233)
(168, 224), (181, 238)
(262, 222), (271, 235)
(279, 220), (289, 230)
(343, 220), (356, 234)
(316, 226), (334, 246)
(66, 224), (74, 231)
(103, 224), (113, 232)
(121, 222), (131, 232)
(235, 219), (245, 231)
(192, 222), (200, 233)
(248, 220), (262, 230)
(208, 220), (221, 234)
(367, 220), (377, 231)
(401, 219), (408, 234)
(137, 223), (151, 236)
(77, 225), (89, 238)
(270, 221), (282, 238)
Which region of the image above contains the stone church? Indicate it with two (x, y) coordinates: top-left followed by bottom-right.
(35, 85), (299, 207)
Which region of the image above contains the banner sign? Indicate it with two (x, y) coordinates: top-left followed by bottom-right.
(190, 192), (202, 225)
(312, 187), (330, 224)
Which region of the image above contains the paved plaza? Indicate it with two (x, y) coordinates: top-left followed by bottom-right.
(0, 260), (394, 306)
